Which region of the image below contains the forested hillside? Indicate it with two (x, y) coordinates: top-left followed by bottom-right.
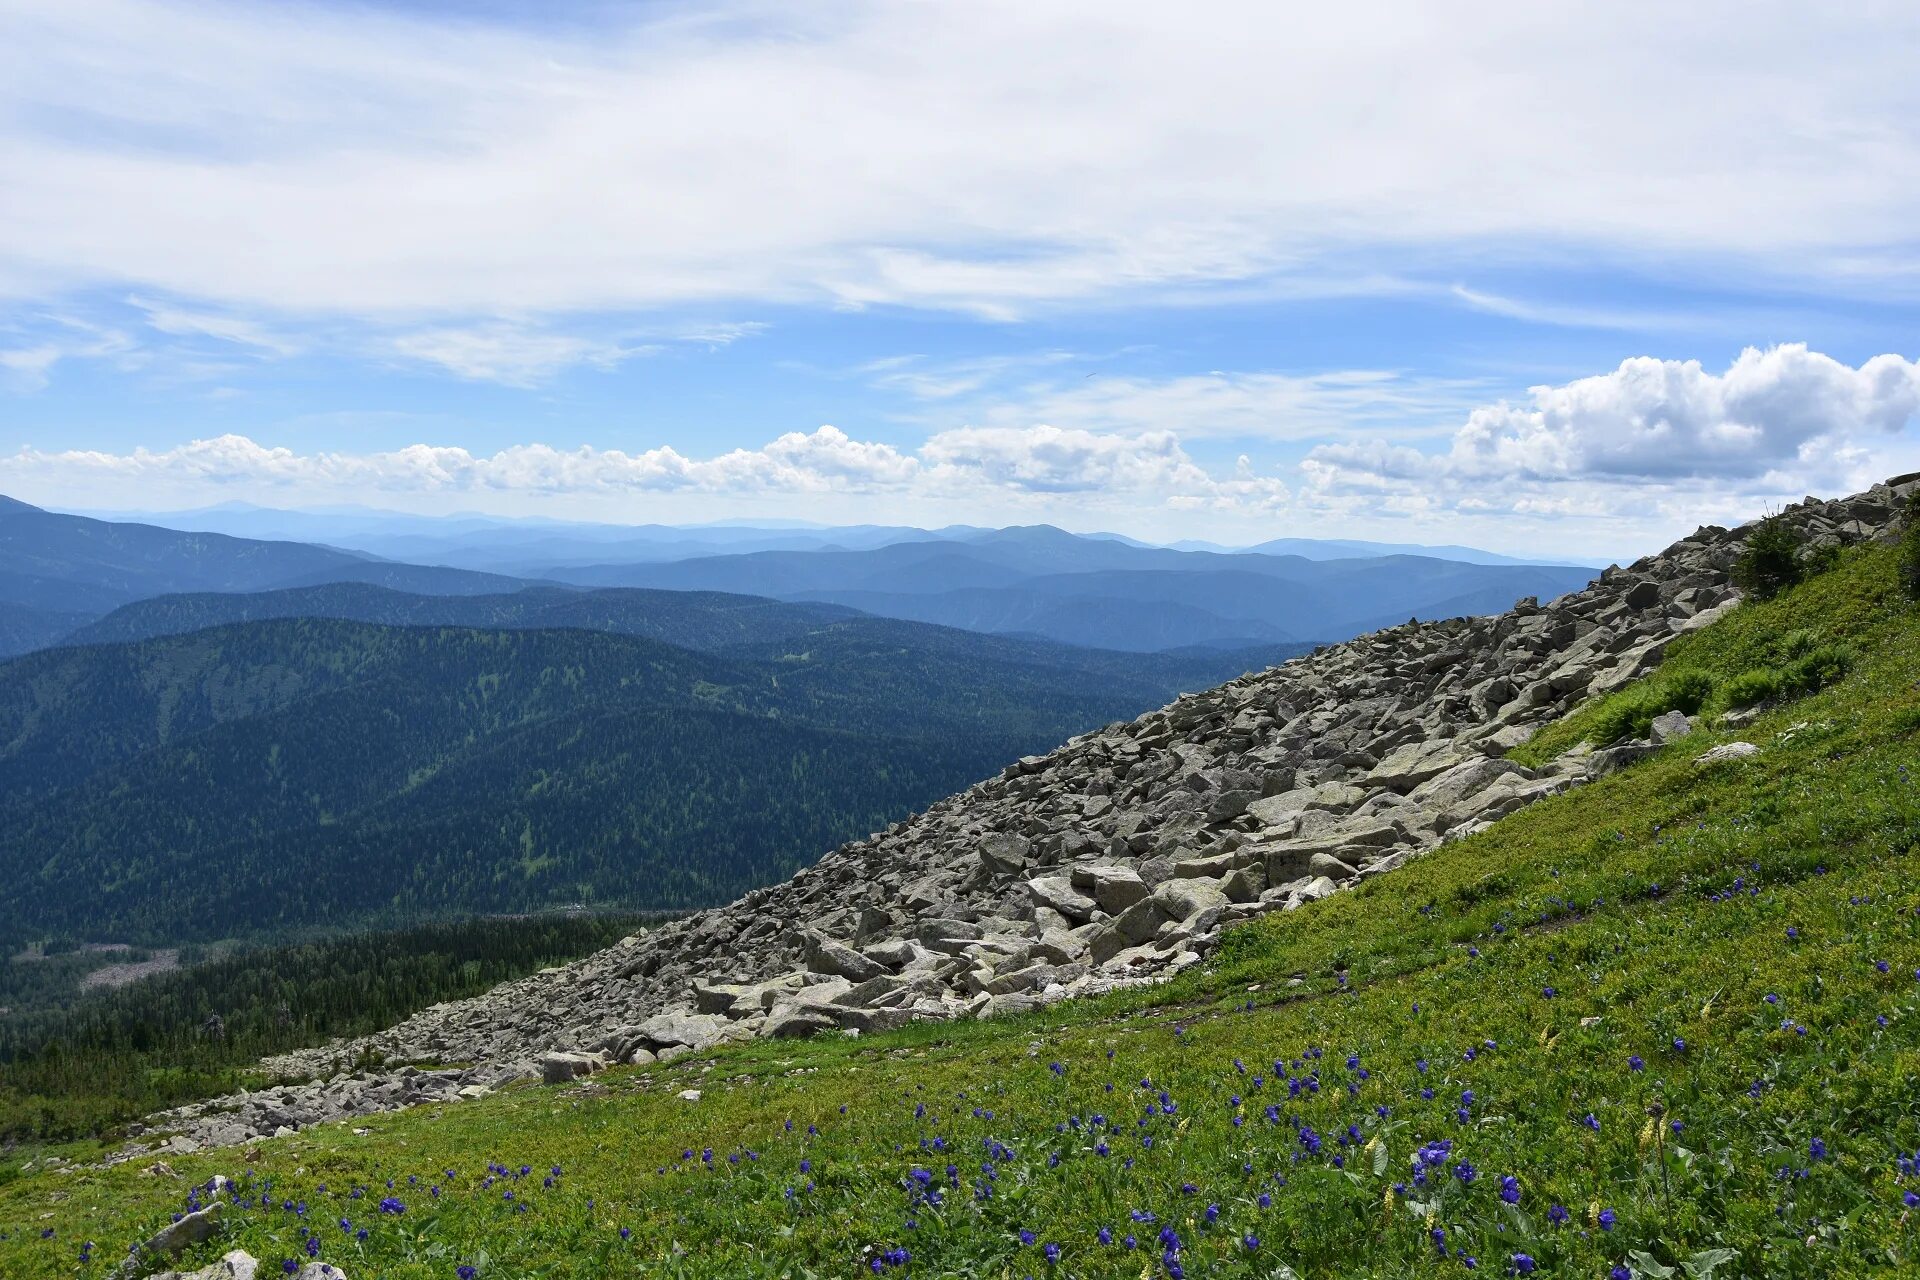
(0, 616), (1288, 943)
(0, 912), (653, 1140)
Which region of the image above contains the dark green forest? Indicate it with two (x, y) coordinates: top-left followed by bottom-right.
(0, 615), (1286, 943)
(0, 912), (650, 1141)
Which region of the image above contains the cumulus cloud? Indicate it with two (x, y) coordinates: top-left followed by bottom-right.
(1302, 345), (1920, 523)
(8, 348), (1918, 556)
(0, 423), (1285, 516)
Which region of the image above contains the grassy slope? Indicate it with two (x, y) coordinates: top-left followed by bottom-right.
(3, 548), (1917, 1278)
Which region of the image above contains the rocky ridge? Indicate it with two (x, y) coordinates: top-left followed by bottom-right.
(135, 478), (1917, 1154)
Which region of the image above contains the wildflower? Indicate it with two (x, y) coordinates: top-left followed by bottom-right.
(1511, 1255), (1537, 1275)
(1628, 1055), (1644, 1071)
(1043, 1242), (1061, 1264)
(1810, 1138), (1828, 1161)
(1598, 1208), (1617, 1230)
(1243, 1234), (1260, 1251)
(1499, 1175), (1520, 1204)
(1547, 1204), (1569, 1226)
(458, 1269), (477, 1280)
(1583, 1113), (1601, 1132)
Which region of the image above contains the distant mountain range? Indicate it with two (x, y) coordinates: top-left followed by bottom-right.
(6, 496), (1598, 656)
(540, 526), (1598, 651)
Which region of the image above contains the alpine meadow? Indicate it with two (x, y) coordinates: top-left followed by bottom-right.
(3, 4), (1920, 1280)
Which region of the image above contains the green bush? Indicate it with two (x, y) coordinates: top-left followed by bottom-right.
(1775, 627), (1820, 661)
(1717, 667), (1783, 710)
(1663, 668), (1714, 713)
(1731, 514), (1805, 600)
(1780, 642), (1853, 694)
(1901, 495), (1920, 600)
(1584, 669), (1717, 745)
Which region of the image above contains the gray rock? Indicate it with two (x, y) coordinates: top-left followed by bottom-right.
(1650, 710), (1693, 743)
(1696, 741), (1761, 764)
(1069, 863), (1150, 913)
(539, 1051), (604, 1085)
(1024, 875), (1097, 922)
(805, 933), (887, 983)
(764, 1004), (840, 1039)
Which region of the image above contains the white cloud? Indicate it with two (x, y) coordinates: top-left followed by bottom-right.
(386, 324), (654, 386)
(960, 370), (1485, 442)
(0, 422), (1279, 514)
(129, 296), (301, 356)
(2, 1), (1918, 323)
(1301, 344), (1920, 523)
(0, 315), (136, 390)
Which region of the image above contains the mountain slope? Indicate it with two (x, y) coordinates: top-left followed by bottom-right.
(6, 483), (1914, 1280)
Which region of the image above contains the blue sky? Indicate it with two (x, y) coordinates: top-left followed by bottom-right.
(3, 1), (1919, 559)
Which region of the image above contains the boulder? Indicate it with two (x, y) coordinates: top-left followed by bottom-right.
(978, 832), (1032, 875)
(148, 1257), (262, 1280)
(1650, 710), (1693, 743)
(539, 1051), (604, 1085)
(1696, 741), (1760, 765)
(1024, 875), (1097, 922)
(1152, 878), (1230, 922)
(764, 1004), (839, 1039)
(1069, 863), (1150, 913)
(633, 1010), (733, 1050)
(805, 932), (887, 983)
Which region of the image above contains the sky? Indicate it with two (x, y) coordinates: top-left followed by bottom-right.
(3, 1), (1920, 560)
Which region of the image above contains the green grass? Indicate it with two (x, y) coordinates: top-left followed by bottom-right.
(1510, 545), (1900, 765)
(3, 549), (1919, 1278)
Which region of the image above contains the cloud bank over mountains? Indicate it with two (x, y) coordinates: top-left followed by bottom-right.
(4, 2), (1919, 331)
(10, 346), (1916, 554)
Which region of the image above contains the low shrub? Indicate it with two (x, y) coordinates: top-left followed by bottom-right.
(1780, 642), (1853, 694)
(1731, 513), (1806, 600)
(1901, 495), (1920, 600)
(1716, 667), (1782, 710)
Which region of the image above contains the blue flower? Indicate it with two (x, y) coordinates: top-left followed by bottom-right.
(1511, 1254), (1536, 1275)
(1810, 1138), (1828, 1161)
(1499, 1175), (1520, 1204)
